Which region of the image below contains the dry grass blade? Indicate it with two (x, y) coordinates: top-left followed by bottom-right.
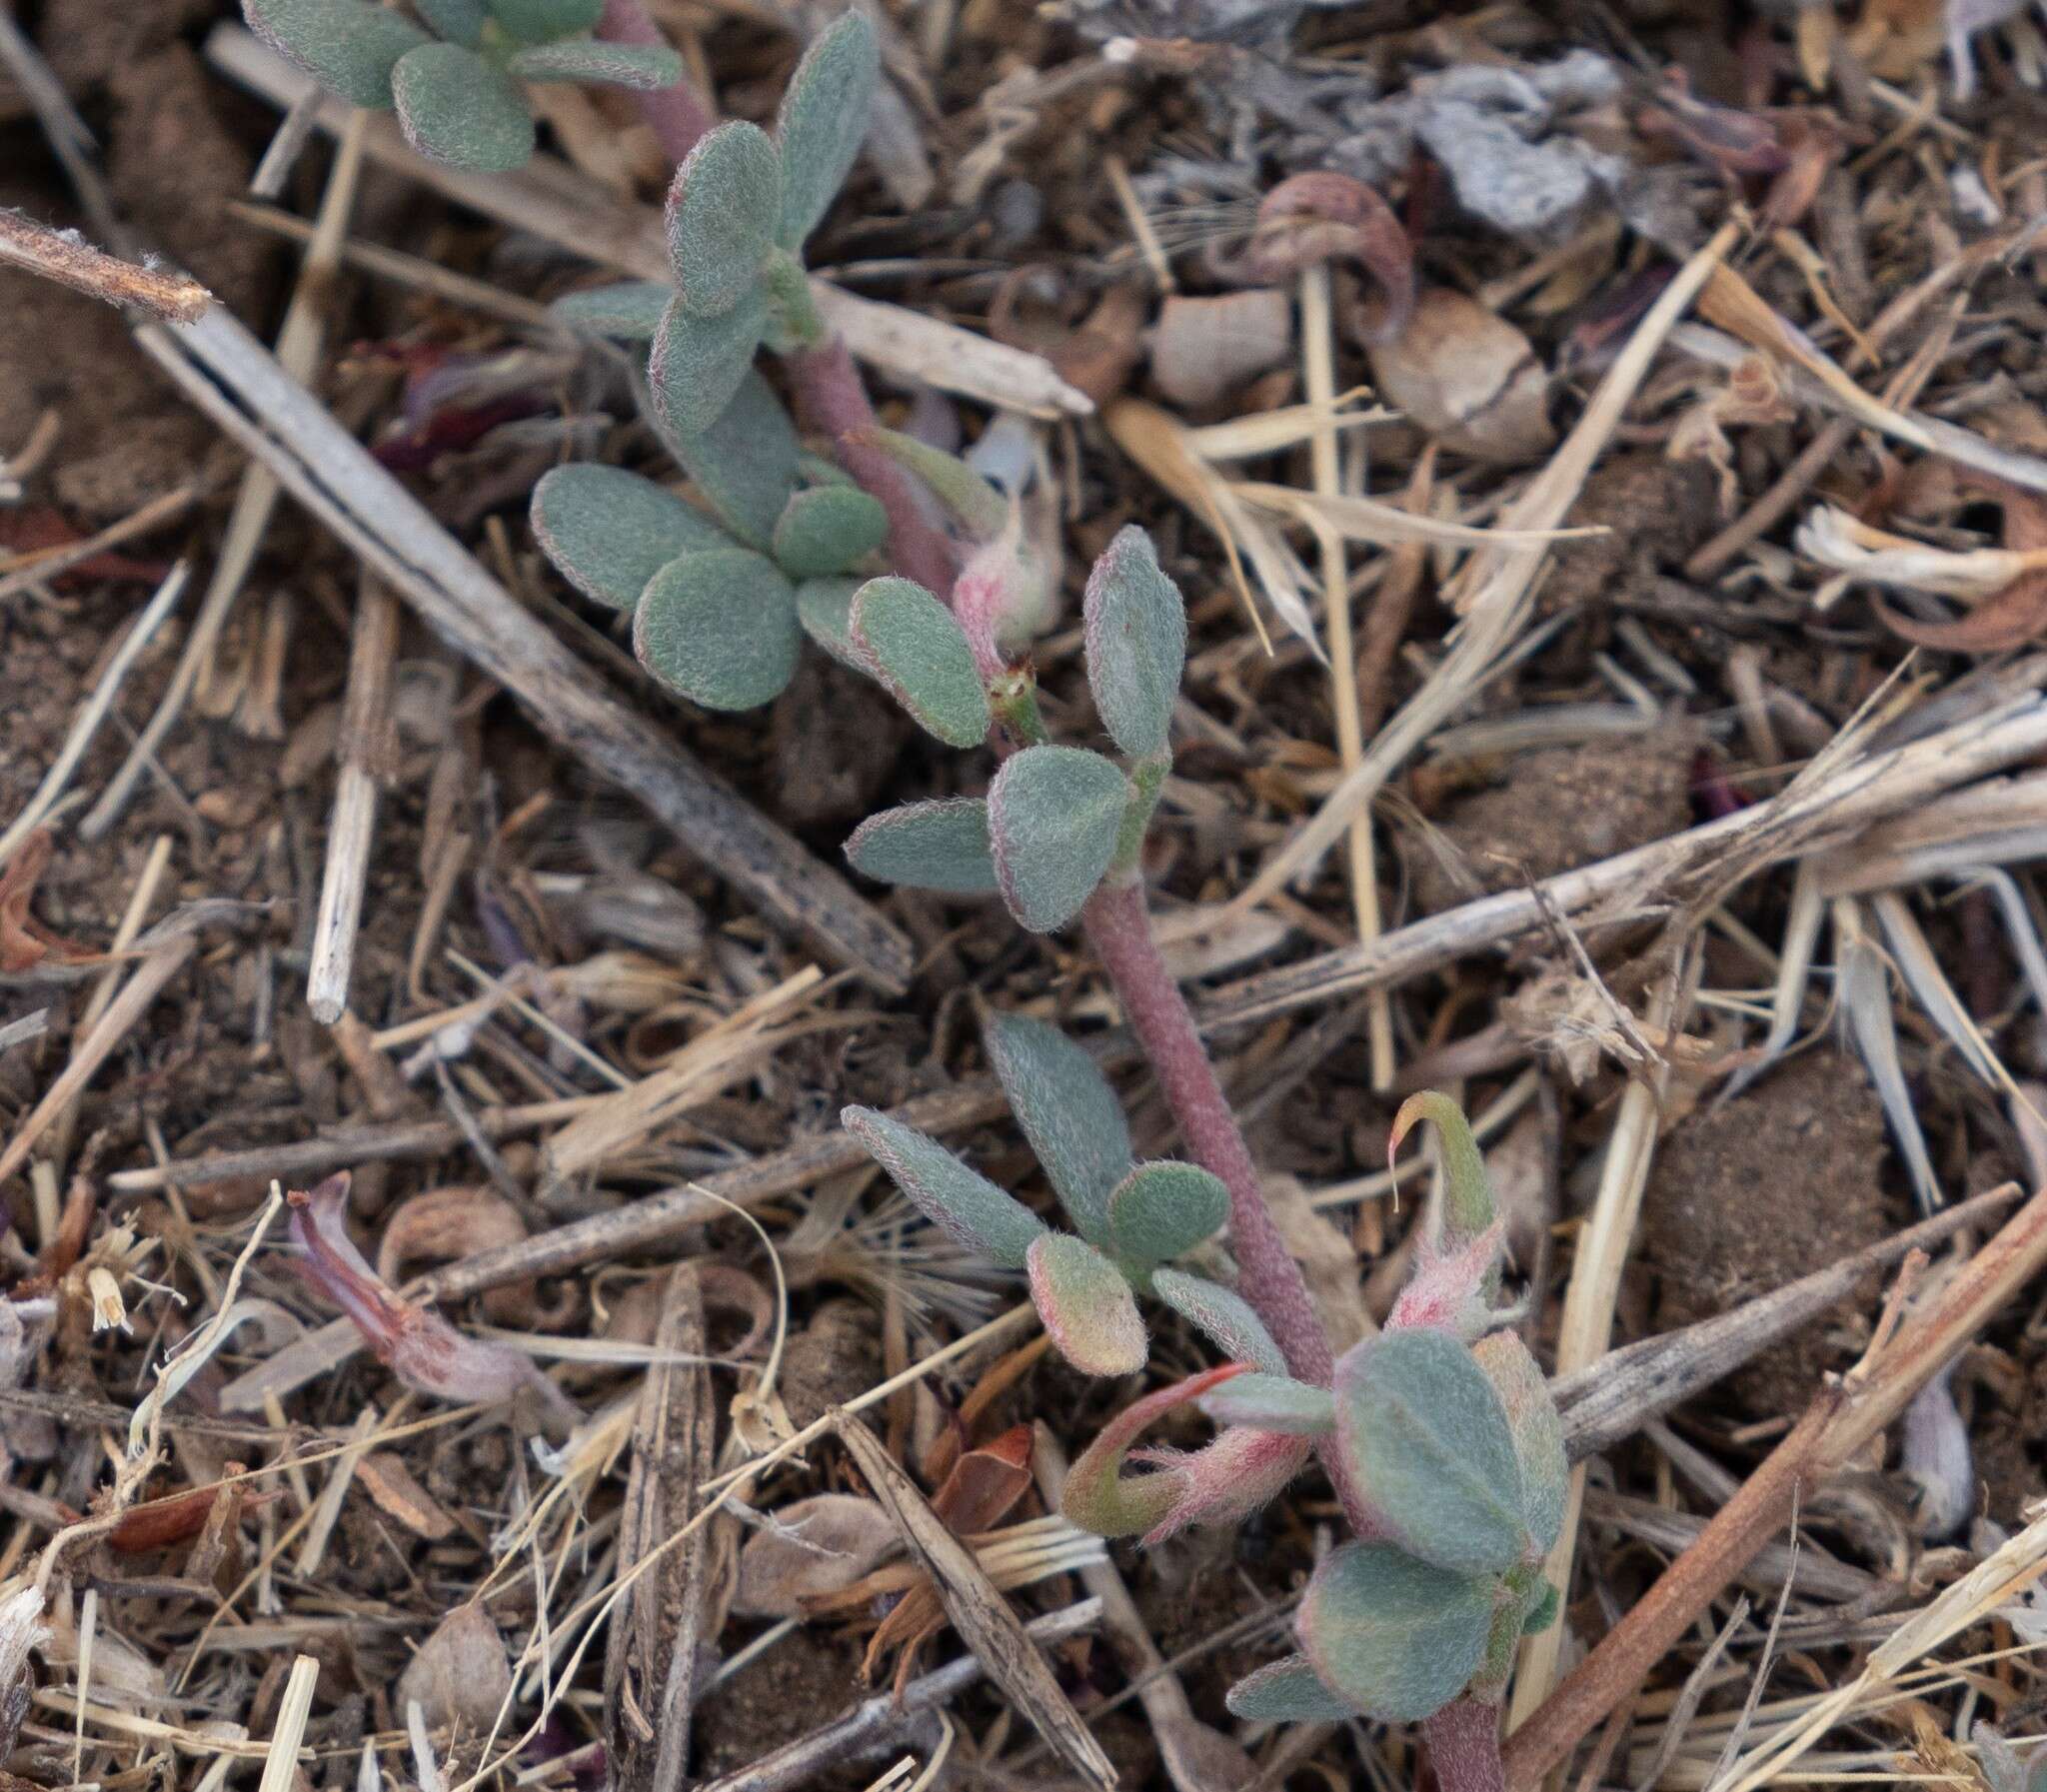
(834, 1415), (1117, 1791)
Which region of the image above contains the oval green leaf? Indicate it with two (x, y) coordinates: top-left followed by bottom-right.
(1082, 525), (1185, 760)
(392, 43), (535, 172)
(774, 486), (890, 579)
(987, 746), (1130, 933)
(845, 801), (997, 896)
(632, 549), (798, 712)
(415, 0), (488, 46)
(1470, 1331), (1568, 1556)
(849, 578), (990, 748)
(531, 464), (729, 610)
(1149, 1268), (1287, 1377)
(1026, 1233), (1145, 1377)
(775, 10), (881, 249)
(487, 0), (603, 40)
(663, 368), (797, 547)
(843, 1106), (1044, 1268)
(508, 40), (683, 88)
(1198, 1373), (1335, 1436)
(552, 280), (674, 340)
(1106, 1160), (1228, 1266)
(796, 577), (861, 666)
(1297, 1542), (1494, 1723)
(650, 289), (770, 438)
(1336, 1328), (1530, 1575)
(983, 1012), (1130, 1245)
(666, 121), (782, 319)
(244, 0), (428, 107)
(1225, 1656), (1355, 1724)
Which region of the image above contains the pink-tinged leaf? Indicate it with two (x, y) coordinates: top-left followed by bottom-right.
(1061, 1363), (1243, 1538)
(1133, 1424), (1312, 1545)
(289, 1174), (578, 1428)
(1026, 1233), (1145, 1377)
(1226, 1655), (1356, 1723)
(1386, 1219), (1505, 1340)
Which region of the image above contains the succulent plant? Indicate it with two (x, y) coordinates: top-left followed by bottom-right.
(244, 0), (684, 171)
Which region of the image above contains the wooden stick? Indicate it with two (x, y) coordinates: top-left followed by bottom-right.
(307, 575), (400, 1024)
(0, 208), (210, 322)
(0, 935), (198, 1186)
(132, 304), (915, 991)
(1502, 1183), (2047, 1787)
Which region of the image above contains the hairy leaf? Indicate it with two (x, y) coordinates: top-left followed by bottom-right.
(392, 44), (535, 172)
(1082, 525), (1185, 760)
(849, 578), (991, 747)
(1197, 1372), (1334, 1436)
(552, 280), (672, 340)
(796, 576), (861, 665)
(774, 10), (880, 249)
(845, 801), (998, 896)
(1389, 1089), (1496, 1242)
(1026, 1234), (1145, 1377)
(632, 549), (798, 712)
(487, 0), (603, 39)
(983, 1012), (1130, 1244)
(843, 1106), (1044, 1268)
(1297, 1542), (1493, 1723)
(1226, 1657), (1355, 1724)
(1149, 1268), (1286, 1376)
(774, 486), (889, 578)
(1106, 1161), (1228, 1266)
(413, 0), (488, 47)
(1520, 1580), (1559, 1635)
(1336, 1329), (1529, 1575)
(530, 464), (728, 610)
(508, 39), (683, 87)
(666, 121), (782, 318)
(665, 368), (797, 547)
(244, 0), (428, 106)
(1141, 1425), (1311, 1543)
(987, 746), (1129, 932)
(1470, 1332), (1568, 1556)
(859, 427), (1007, 537)
(1062, 1365), (1241, 1538)
(650, 288), (770, 437)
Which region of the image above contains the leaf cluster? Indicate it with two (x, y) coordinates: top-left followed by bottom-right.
(244, 0), (683, 171)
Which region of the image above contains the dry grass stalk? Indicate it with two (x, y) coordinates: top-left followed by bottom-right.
(0, 207), (211, 321)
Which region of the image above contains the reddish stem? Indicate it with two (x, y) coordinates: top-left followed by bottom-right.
(787, 335), (960, 598)
(598, 0), (717, 165)
(1424, 1700), (1507, 1792)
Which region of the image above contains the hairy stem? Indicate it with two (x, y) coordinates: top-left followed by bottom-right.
(787, 335), (959, 598)
(1424, 1700), (1507, 1792)
(597, 0), (716, 165)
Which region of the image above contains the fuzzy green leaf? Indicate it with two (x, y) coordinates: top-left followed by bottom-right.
(848, 578), (990, 748)
(843, 1106), (1044, 1268)
(663, 368), (796, 545)
(1298, 1543), (1494, 1724)
(1470, 1332), (1568, 1557)
(244, 0), (428, 107)
(1082, 526), (1185, 760)
(983, 1012), (1130, 1244)
(650, 289), (769, 437)
(487, 0), (603, 39)
(987, 746), (1129, 933)
(666, 121), (782, 319)
(1520, 1581), (1559, 1635)
(860, 428), (1007, 537)
(1226, 1657), (1355, 1724)
(1149, 1269), (1287, 1376)
(552, 281), (674, 340)
(845, 801), (997, 896)
(414, 0), (489, 47)
(1026, 1234), (1145, 1376)
(796, 577), (862, 666)
(508, 39), (684, 87)
(531, 464), (729, 611)
(1390, 1090), (1496, 1243)
(1198, 1373), (1334, 1436)
(775, 10), (880, 249)
(1337, 1329), (1530, 1576)
(392, 43), (535, 171)
(632, 549), (798, 711)
(1105, 1161), (1228, 1266)
(772, 486), (889, 579)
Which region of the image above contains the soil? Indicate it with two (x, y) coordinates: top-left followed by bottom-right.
(1539, 450), (1722, 615)
(1638, 1047), (1895, 1420)
(693, 1623), (870, 1784)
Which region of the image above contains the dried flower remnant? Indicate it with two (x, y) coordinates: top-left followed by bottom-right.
(289, 1172), (578, 1427)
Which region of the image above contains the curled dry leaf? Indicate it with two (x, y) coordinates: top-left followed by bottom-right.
(1147, 291), (1293, 411)
(1366, 288), (1554, 462)
(0, 830), (96, 973)
(733, 1493), (900, 1617)
(1855, 473), (2047, 653)
(1666, 354), (1798, 514)
(357, 1451), (460, 1541)
(1240, 172), (1414, 344)
(931, 1422), (1036, 1535)
(376, 1185), (546, 1328)
(397, 1601), (512, 1733)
